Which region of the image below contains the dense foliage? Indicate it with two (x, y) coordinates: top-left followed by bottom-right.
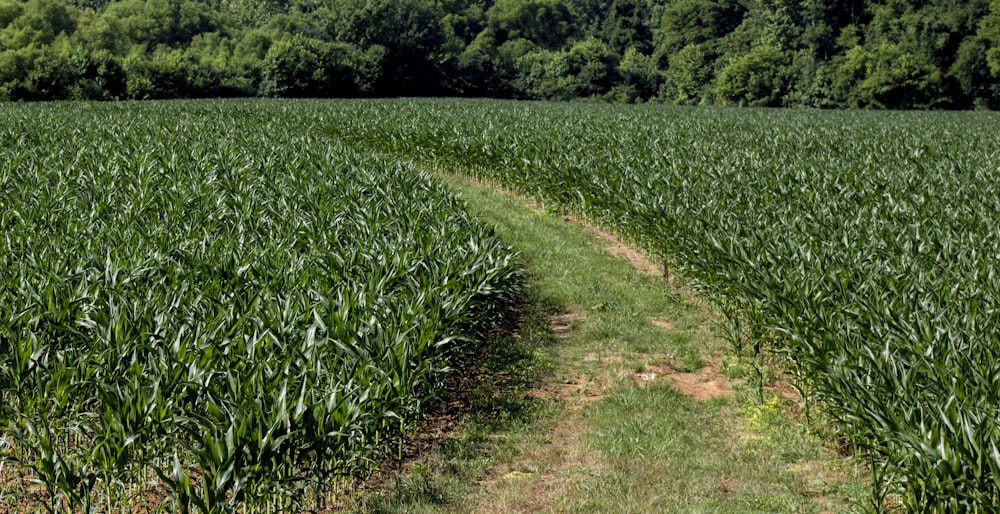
(1, 0), (1000, 107)
(0, 99), (521, 511)
(326, 98), (1000, 510)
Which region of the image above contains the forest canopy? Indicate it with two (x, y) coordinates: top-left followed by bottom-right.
(1, 0), (998, 108)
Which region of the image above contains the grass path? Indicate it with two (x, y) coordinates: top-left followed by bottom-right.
(353, 176), (868, 513)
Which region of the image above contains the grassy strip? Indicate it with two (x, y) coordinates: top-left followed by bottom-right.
(350, 177), (869, 513)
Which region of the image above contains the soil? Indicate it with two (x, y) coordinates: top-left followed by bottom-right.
(648, 318), (677, 330)
(546, 313), (585, 338)
(575, 221), (663, 277)
(636, 363), (733, 401)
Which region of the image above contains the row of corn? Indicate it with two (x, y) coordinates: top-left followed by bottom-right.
(0, 100), (521, 512)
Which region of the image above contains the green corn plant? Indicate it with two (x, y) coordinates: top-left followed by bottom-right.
(0, 100), (523, 512)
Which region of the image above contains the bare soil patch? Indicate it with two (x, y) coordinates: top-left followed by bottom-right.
(527, 370), (611, 412)
(767, 377), (802, 403)
(575, 222), (662, 277)
(649, 318), (677, 330)
(636, 363), (733, 401)
(546, 313), (585, 337)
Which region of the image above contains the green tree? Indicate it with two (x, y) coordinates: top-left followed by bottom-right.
(851, 0), (988, 107)
(514, 36), (618, 100)
(77, 0), (225, 55)
(122, 46), (193, 98)
(657, 0), (743, 55)
(0, 45), (42, 99)
(487, 34), (538, 95)
(0, 0), (23, 28)
(836, 42), (945, 108)
(260, 33), (381, 97)
(219, 0), (288, 28)
(982, 0), (1000, 76)
(487, 0), (577, 50)
(33, 42), (126, 99)
(325, 0), (445, 95)
(618, 46), (661, 100)
(949, 35), (999, 108)
(784, 49), (839, 107)
(714, 44), (790, 106)
(661, 43), (713, 104)
(0, 0), (77, 50)
(570, 0), (657, 54)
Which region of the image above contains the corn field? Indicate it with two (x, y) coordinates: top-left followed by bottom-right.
(325, 99), (1000, 512)
(0, 100), (521, 512)
(4, 98), (999, 512)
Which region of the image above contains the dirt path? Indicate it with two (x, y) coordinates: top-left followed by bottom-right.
(448, 177), (861, 512)
(354, 175), (866, 513)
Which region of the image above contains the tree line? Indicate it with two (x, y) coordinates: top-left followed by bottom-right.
(1, 0), (998, 108)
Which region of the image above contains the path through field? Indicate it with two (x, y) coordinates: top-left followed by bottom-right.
(355, 176), (869, 513)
